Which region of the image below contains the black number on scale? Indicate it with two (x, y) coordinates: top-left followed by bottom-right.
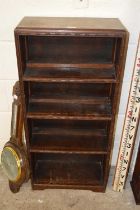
(136, 97), (140, 103)
(130, 125), (135, 130)
(132, 117), (137, 122)
(127, 143), (132, 148)
(124, 159), (128, 164)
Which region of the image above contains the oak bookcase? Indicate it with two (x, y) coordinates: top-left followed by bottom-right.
(15, 17), (128, 192)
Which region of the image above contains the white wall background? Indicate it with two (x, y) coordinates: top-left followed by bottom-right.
(0, 0), (140, 165)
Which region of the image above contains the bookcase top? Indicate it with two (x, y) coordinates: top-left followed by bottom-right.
(16, 17), (127, 32)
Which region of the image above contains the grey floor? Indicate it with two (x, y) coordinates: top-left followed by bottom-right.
(0, 167), (139, 210)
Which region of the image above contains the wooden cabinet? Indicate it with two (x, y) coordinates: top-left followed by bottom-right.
(15, 17), (128, 192)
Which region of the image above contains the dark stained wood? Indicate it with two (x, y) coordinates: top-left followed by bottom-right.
(27, 100), (111, 118)
(32, 183), (106, 192)
(23, 66), (116, 83)
(9, 181), (20, 193)
(26, 113), (112, 121)
(28, 82), (112, 98)
(103, 30), (129, 188)
(27, 36), (114, 63)
(30, 126), (108, 154)
(16, 17), (127, 31)
(14, 17), (128, 192)
(26, 63), (114, 68)
(32, 153), (104, 187)
(131, 143), (140, 204)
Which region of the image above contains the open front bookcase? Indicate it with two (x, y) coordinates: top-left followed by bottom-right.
(15, 17), (128, 192)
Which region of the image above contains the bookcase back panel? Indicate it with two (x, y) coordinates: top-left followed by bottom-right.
(27, 36), (115, 64)
(30, 118), (109, 129)
(29, 82), (112, 98)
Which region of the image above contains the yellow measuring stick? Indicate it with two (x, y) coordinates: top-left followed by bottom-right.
(113, 35), (140, 192)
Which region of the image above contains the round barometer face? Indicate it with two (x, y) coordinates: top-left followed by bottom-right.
(1, 147), (21, 182)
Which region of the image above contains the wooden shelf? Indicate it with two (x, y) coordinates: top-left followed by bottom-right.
(32, 153), (104, 187)
(32, 182), (105, 191)
(23, 64), (116, 83)
(29, 127), (108, 154)
(27, 62), (114, 69)
(30, 149), (108, 155)
(30, 97), (110, 104)
(27, 113), (112, 121)
(26, 83), (112, 119)
(27, 97), (111, 119)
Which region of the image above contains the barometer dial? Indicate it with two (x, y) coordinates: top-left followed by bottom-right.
(1, 146), (21, 182)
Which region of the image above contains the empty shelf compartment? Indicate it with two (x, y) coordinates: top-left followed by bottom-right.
(28, 99), (111, 117)
(31, 153), (105, 186)
(26, 82), (113, 99)
(26, 36), (116, 64)
(29, 119), (109, 153)
(25, 82), (112, 117)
